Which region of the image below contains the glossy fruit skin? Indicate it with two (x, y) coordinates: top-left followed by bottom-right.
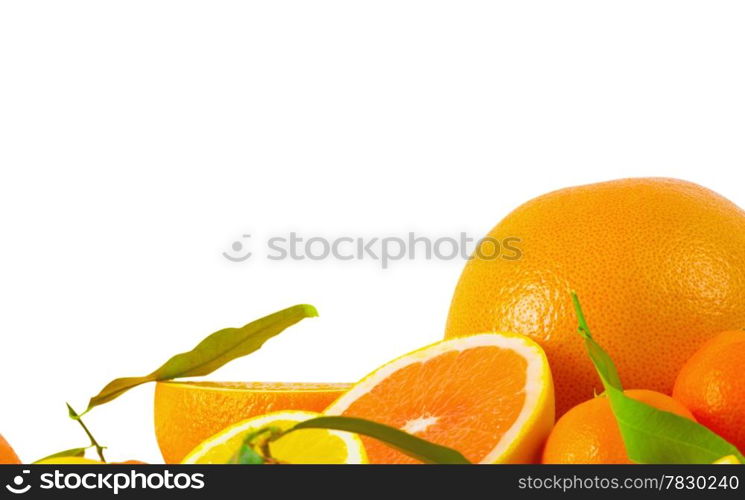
(542, 389), (695, 464)
(154, 381), (349, 464)
(0, 434), (20, 464)
(673, 330), (745, 453)
(446, 178), (745, 415)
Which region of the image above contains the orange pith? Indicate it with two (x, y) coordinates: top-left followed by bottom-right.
(0, 434), (20, 464)
(154, 381), (350, 464)
(673, 330), (745, 453)
(445, 178), (745, 415)
(541, 389), (695, 464)
(325, 334), (554, 464)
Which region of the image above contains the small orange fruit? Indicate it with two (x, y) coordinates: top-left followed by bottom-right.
(446, 178), (745, 415)
(325, 333), (555, 464)
(542, 389), (695, 464)
(673, 330), (745, 453)
(154, 381), (349, 463)
(0, 434), (20, 464)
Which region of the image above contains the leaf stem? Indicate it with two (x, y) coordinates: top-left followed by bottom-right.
(67, 403), (107, 462)
(571, 291), (592, 339)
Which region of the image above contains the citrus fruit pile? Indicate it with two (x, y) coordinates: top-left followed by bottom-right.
(153, 178), (745, 464)
(5, 177), (745, 465)
(154, 333), (555, 464)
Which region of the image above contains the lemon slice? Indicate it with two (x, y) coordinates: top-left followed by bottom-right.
(713, 455), (741, 464)
(181, 410), (367, 464)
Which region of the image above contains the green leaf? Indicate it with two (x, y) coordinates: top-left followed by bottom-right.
(230, 444), (265, 465)
(33, 447), (88, 463)
(604, 388), (745, 464)
(571, 293), (622, 389)
(571, 292), (745, 464)
(291, 416), (471, 464)
(84, 304), (318, 413)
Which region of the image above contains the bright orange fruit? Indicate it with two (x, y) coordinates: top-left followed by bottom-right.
(0, 434), (20, 464)
(673, 330), (745, 453)
(154, 381), (349, 463)
(445, 178), (745, 415)
(325, 333), (554, 464)
(542, 389), (695, 464)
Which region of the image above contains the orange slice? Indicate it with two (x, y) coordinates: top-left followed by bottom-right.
(154, 381), (350, 463)
(325, 333), (554, 463)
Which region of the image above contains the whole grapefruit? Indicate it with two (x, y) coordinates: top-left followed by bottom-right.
(445, 178), (745, 415)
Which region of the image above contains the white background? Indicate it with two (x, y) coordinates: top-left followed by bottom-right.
(1, 2), (744, 463)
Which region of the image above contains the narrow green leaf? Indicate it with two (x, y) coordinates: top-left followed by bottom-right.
(571, 293), (622, 389)
(291, 416), (471, 464)
(33, 447), (88, 463)
(572, 292), (745, 464)
(85, 304), (318, 412)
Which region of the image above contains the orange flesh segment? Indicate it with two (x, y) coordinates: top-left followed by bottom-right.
(341, 346), (527, 464)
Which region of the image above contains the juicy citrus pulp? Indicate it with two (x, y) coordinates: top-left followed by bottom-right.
(155, 381), (349, 463)
(181, 410), (367, 464)
(325, 333), (554, 463)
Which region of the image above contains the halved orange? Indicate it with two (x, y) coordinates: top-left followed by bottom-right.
(154, 381), (350, 463)
(325, 333), (554, 463)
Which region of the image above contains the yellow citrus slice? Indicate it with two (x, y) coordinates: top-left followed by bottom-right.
(181, 410), (367, 464)
(325, 333), (554, 464)
(713, 455), (741, 464)
(154, 381), (349, 463)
